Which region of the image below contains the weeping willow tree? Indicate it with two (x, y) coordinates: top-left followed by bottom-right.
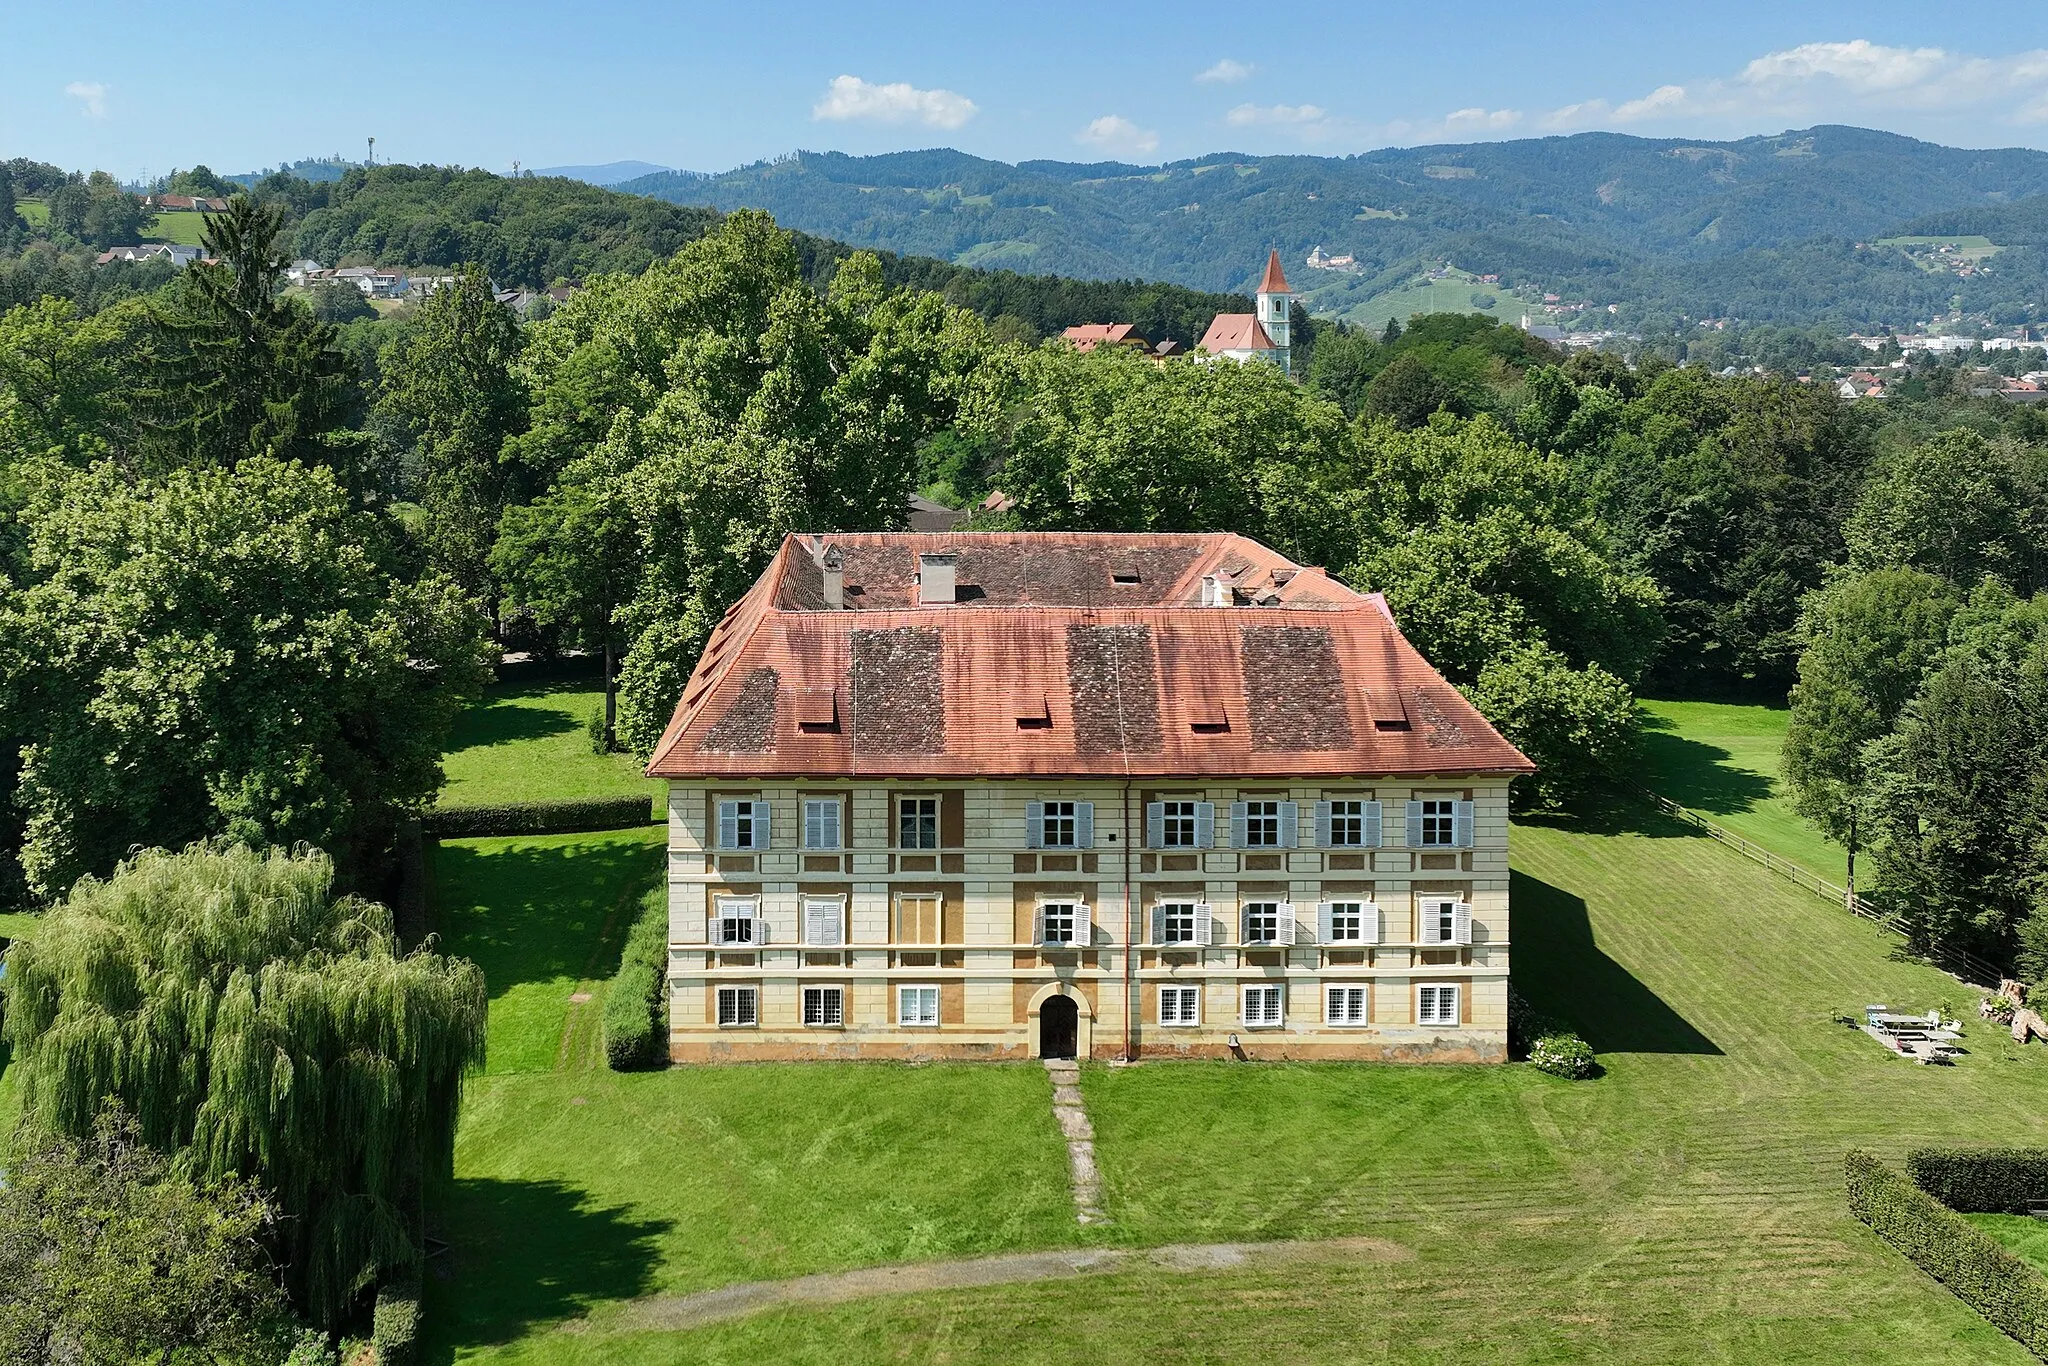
(0, 842), (487, 1328)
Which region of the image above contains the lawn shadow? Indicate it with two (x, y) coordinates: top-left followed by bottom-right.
(445, 690), (582, 756)
(1511, 868), (1722, 1056)
(1514, 787), (1705, 840)
(1634, 710), (1776, 818)
(424, 1176), (672, 1359)
(433, 836), (663, 999)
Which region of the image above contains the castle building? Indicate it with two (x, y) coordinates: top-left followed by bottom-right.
(1197, 250), (1295, 376)
(646, 532), (1531, 1064)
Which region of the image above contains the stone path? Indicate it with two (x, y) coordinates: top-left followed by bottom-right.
(576, 1237), (1412, 1336)
(1045, 1057), (1108, 1224)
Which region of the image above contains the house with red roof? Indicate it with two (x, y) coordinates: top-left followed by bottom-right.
(647, 531), (1529, 1064)
(1197, 250), (1295, 377)
(1060, 322), (1150, 354)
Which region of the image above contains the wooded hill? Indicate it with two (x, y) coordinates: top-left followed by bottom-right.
(619, 127), (2048, 332)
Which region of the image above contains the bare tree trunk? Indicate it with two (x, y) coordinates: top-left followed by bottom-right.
(602, 641), (617, 753)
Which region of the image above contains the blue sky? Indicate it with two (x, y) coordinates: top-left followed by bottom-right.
(12, 1), (2048, 180)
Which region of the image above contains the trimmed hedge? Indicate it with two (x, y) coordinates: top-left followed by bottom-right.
(1846, 1150), (2048, 1356)
(423, 793), (654, 839)
(603, 884), (671, 1070)
(371, 1263), (422, 1366)
(1910, 1148), (2048, 1214)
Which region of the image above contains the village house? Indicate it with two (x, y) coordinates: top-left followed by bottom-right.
(143, 193), (230, 213)
(1060, 323), (1151, 354)
(647, 531), (1531, 1064)
(93, 243), (201, 268)
(1197, 250), (1295, 376)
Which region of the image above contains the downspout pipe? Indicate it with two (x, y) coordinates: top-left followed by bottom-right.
(1121, 778), (1136, 1062)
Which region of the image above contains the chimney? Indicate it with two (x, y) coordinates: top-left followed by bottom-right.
(820, 546), (845, 609)
(917, 552), (957, 605)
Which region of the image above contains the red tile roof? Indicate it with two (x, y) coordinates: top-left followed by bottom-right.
(1258, 249), (1291, 295)
(647, 533), (1533, 781)
(1062, 323), (1145, 353)
(1197, 314), (1275, 354)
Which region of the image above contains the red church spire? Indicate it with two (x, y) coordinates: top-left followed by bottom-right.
(1258, 248), (1291, 295)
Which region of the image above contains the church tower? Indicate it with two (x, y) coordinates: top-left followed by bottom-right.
(1256, 249), (1293, 376)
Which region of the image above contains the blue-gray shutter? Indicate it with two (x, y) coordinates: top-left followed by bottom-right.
(1151, 905), (1167, 944)
(1032, 905), (1046, 944)
(1194, 802), (1215, 847)
(1454, 800), (1475, 848)
(1406, 800), (1423, 848)
(1277, 802), (1298, 849)
(1240, 905), (1254, 944)
(1025, 800), (1044, 849)
(716, 801), (739, 850)
(1230, 801), (1250, 849)
(751, 800), (770, 850)
(1366, 800), (1384, 848)
(1076, 802), (1095, 849)
(1313, 801), (1333, 848)
(1316, 901), (1334, 943)
(1146, 802), (1165, 849)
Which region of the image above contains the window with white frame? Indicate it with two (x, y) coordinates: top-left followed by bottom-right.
(1039, 901), (1082, 945)
(1040, 801), (1079, 847)
(1326, 800), (1370, 847)
(1156, 800), (1201, 847)
(1159, 985), (1201, 1026)
(898, 984), (940, 1027)
(802, 797), (842, 850)
(1155, 901), (1200, 945)
(1419, 799), (1459, 847)
(1241, 800), (1285, 847)
(1325, 901), (1366, 943)
(1419, 898), (1470, 946)
(802, 895), (846, 946)
(1242, 901), (1284, 944)
(715, 986), (758, 1027)
(715, 800), (765, 850)
(1417, 984), (1460, 1026)
(898, 796), (939, 849)
(1325, 984), (1369, 1026)
(801, 985), (844, 1027)
(1241, 983), (1285, 1027)
(712, 897), (758, 946)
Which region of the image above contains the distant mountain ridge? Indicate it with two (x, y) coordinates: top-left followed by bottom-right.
(617, 127), (2048, 329)
(532, 160), (680, 186)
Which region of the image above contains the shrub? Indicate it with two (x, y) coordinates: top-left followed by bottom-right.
(1529, 1032), (1598, 1080)
(423, 793), (652, 838)
(602, 884), (670, 1070)
(586, 702), (614, 754)
(1908, 1148), (2048, 1213)
(371, 1265), (422, 1366)
(1846, 1149), (2048, 1358)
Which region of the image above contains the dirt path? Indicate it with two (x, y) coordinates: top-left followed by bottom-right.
(570, 1236), (1412, 1336)
(1045, 1058), (1108, 1224)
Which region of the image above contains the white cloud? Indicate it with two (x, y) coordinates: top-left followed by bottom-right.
(1076, 114), (1159, 155)
(811, 75), (976, 129)
(1227, 102), (1328, 127)
(1443, 107), (1524, 132)
(1196, 59), (1253, 85)
(1739, 40), (1945, 93)
(64, 81), (107, 119)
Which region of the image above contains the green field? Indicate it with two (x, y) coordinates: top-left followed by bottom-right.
(439, 675), (660, 809)
(424, 802), (2044, 1363)
(144, 211), (209, 246)
(17, 198), (49, 228)
(1874, 234), (2002, 260)
(1637, 698), (1847, 883)
(1968, 1214), (2048, 1275)
(1304, 266), (1543, 332)
(0, 911), (39, 941)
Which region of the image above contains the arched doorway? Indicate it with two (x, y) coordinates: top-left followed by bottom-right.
(1040, 994), (1079, 1059)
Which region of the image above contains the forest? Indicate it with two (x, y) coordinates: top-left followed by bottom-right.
(4, 168), (2048, 1355)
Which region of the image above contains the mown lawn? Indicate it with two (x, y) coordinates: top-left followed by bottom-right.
(145, 211), (209, 246)
(439, 676), (660, 809)
(0, 911), (39, 941)
(429, 808), (2048, 1363)
(1968, 1214), (2048, 1274)
(1637, 698), (1847, 883)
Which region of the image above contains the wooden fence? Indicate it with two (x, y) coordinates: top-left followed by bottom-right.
(1622, 781), (2004, 988)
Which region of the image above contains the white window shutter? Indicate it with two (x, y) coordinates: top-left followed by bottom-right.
(1313, 801), (1333, 848)
(805, 897), (843, 946)
(1406, 800), (1423, 848)
(1277, 802), (1298, 849)
(1146, 802), (1165, 848)
(1362, 901), (1381, 945)
(716, 801), (739, 850)
(1077, 902), (1093, 944)
(1193, 902), (1213, 946)
(1317, 901), (1334, 943)
(1365, 801), (1384, 848)
(1032, 905), (1045, 945)
(1076, 803), (1095, 849)
(1230, 801), (1249, 848)
(1452, 901), (1473, 946)
(1276, 902), (1297, 946)
(1025, 800), (1044, 849)
(1454, 800), (1475, 848)
(1194, 802), (1215, 848)
(751, 912), (769, 946)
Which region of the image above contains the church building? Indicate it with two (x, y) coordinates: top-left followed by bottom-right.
(1197, 250), (1295, 376)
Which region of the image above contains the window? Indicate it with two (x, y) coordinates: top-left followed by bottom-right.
(898, 796), (939, 850)
(1039, 901), (1085, 946)
(1154, 800), (1203, 848)
(1324, 901), (1367, 943)
(895, 893), (941, 945)
(1240, 800), (1285, 847)
(802, 798), (842, 851)
(1419, 799), (1458, 847)
(1155, 901), (1200, 945)
(715, 800), (766, 850)
(716, 986), (758, 1028)
(1325, 800), (1372, 847)
(1040, 801), (1079, 848)
(802, 895), (845, 947)
(712, 897), (758, 946)
(898, 984), (940, 1027)
(1241, 901), (1289, 945)
(1326, 984), (1369, 1026)
(1159, 985), (1201, 1026)
(801, 986), (844, 1027)
(1419, 899), (1470, 946)
(1241, 983), (1284, 1027)
(1417, 984), (1460, 1026)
